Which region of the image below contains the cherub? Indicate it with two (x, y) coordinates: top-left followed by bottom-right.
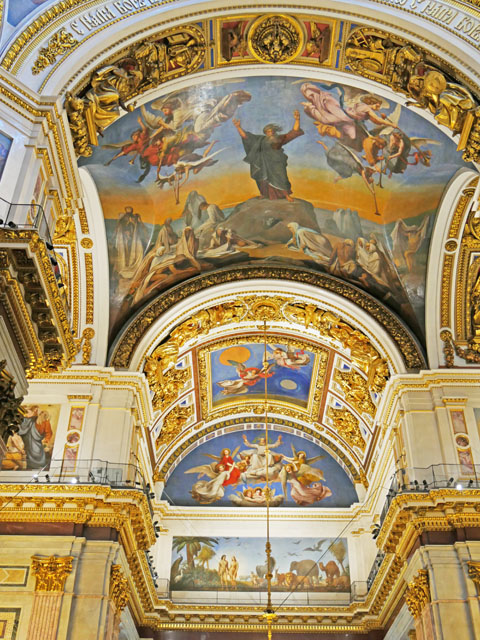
(267, 346), (310, 370)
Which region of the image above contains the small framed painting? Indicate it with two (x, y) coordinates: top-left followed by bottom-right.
(0, 131), (12, 182)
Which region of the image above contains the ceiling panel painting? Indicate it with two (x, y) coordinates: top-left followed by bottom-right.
(79, 75), (468, 341)
(162, 428), (358, 508)
(200, 339), (323, 415)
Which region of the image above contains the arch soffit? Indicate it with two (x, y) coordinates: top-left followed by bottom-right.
(4, 1), (480, 96)
(111, 271), (425, 372)
(127, 278), (419, 486)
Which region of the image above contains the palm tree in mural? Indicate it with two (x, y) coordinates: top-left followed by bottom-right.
(329, 540), (347, 575)
(172, 537), (218, 569)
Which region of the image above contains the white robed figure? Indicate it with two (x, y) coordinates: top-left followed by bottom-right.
(240, 434), (283, 479)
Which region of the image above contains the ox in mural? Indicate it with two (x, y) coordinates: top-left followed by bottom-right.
(170, 536), (350, 592)
(79, 75), (467, 339)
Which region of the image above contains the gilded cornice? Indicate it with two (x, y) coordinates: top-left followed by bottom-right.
(110, 265), (424, 371)
(0, 484), (157, 619)
(375, 488), (480, 554)
(4, 0), (480, 85)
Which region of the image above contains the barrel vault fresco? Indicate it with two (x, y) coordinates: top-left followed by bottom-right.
(79, 74), (468, 340)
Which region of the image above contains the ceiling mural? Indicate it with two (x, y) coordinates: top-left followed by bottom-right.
(200, 338), (324, 415)
(79, 74), (467, 341)
(162, 428), (358, 508)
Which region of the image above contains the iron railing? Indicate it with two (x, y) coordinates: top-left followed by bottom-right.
(0, 197), (68, 310)
(0, 457), (151, 494)
(168, 589), (353, 606)
(380, 463), (480, 526)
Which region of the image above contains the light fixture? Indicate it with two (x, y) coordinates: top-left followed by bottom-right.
(260, 320), (276, 640)
(70, 477), (78, 484)
(45, 474), (50, 483)
(45, 242), (54, 251)
(456, 483), (463, 491)
(7, 221), (17, 229)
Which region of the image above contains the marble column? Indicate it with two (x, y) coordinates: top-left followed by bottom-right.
(27, 555), (73, 640)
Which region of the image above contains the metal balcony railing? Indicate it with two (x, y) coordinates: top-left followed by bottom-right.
(0, 197), (68, 310)
(380, 463), (480, 526)
(0, 457), (153, 503)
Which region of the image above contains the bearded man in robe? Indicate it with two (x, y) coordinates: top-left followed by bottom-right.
(232, 110), (303, 201)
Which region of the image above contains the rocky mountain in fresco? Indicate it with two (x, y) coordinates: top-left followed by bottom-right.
(79, 75), (468, 341)
(225, 197), (319, 244)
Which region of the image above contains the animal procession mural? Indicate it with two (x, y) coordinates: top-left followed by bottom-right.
(163, 429), (358, 508)
(1, 404), (60, 471)
(170, 536), (350, 592)
(79, 75), (468, 338)
(209, 342), (315, 409)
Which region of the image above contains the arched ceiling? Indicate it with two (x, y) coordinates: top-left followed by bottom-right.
(79, 69), (468, 345)
(130, 280), (418, 506)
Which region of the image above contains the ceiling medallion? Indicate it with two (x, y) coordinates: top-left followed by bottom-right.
(248, 15), (304, 64)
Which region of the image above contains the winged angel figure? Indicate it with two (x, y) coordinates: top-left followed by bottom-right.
(185, 446), (242, 504)
(300, 82), (441, 216)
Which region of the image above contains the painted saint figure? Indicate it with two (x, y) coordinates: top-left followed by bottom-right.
(232, 110), (303, 201)
(17, 405), (53, 470)
(111, 206), (149, 293)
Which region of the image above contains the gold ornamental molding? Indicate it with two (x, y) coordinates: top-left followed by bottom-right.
(405, 569), (430, 619)
(32, 29), (78, 75)
(59, 14), (480, 160)
(31, 555), (73, 592)
(110, 564), (130, 612)
(248, 14), (304, 63)
(439, 177), (480, 365)
(111, 265), (425, 371)
(344, 26), (480, 163)
(4, 0), (480, 84)
(467, 560), (480, 587)
(64, 22), (206, 156)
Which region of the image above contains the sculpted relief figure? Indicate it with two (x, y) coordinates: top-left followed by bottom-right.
(345, 28), (479, 160)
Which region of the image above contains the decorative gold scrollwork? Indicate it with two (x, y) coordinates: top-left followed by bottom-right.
(285, 301), (390, 392)
(32, 29), (78, 75)
(156, 404), (193, 448)
(248, 15), (304, 64)
(327, 406), (366, 451)
(31, 555), (73, 592)
(345, 27), (480, 163)
(405, 569), (430, 619)
(65, 25), (206, 157)
(467, 560), (480, 587)
(334, 368), (376, 417)
(110, 564), (129, 612)
(144, 300), (246, 396)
